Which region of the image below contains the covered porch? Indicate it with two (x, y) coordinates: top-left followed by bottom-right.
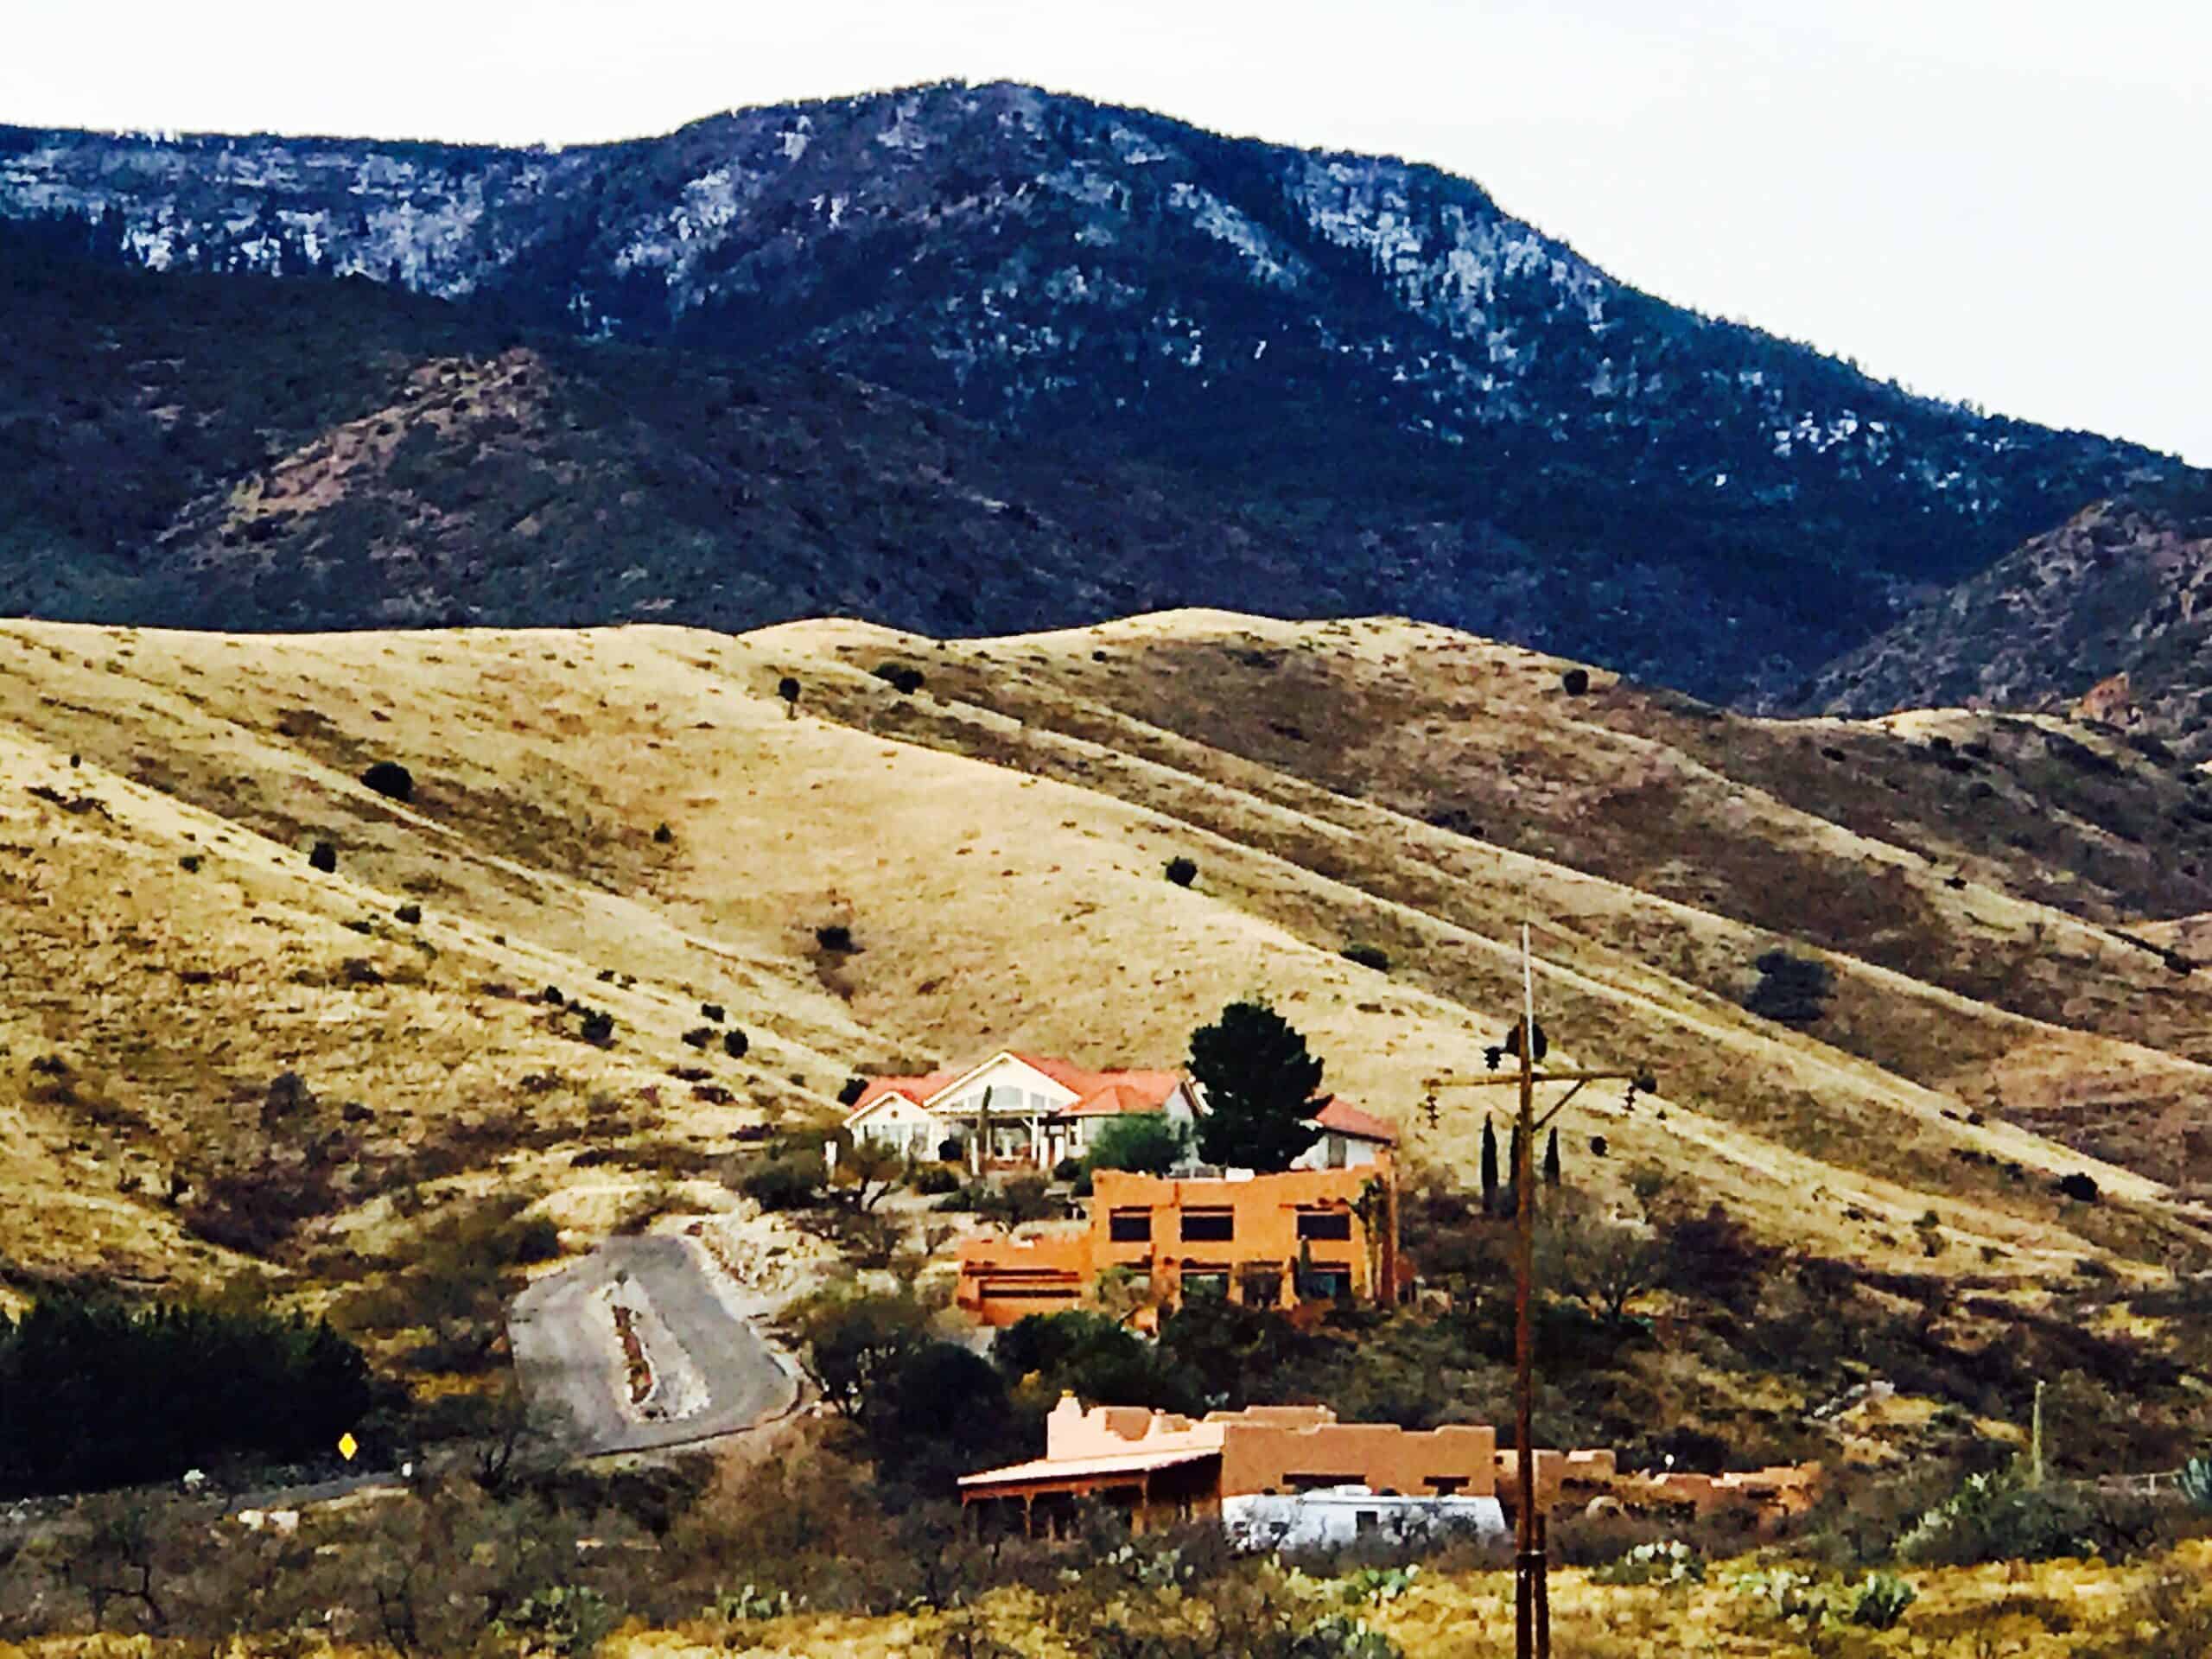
(957, 1447), (1223, 1537)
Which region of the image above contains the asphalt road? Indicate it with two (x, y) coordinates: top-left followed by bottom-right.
(507, 1233), (798, 1456)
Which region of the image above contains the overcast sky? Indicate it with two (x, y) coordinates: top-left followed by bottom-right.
(8, 1), (2205, 461)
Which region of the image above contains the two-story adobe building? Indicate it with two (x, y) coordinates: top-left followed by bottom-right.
(957, 1164), (1400, 1325)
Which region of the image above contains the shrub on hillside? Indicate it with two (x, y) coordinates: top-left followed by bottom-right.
(912, 1163), (962, 1196)
(737, 1152), (825, 1212)
(871, 662), (925, 695)
(837, 1076), (868, 1107)
(1560, 667), (1591, 696)
(722, 1028), (749, 1060)
(1164, 855), (1198, 887)
(1340, 942), (1390, 972)
(1742, 949), (1833, 1027)
(308, 839), (338, 873)
(359, 760), (415, 803)
(814, 924), (856, 953)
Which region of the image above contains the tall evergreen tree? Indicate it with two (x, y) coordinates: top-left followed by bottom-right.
(1189, 1000), (1324, 1172)
(1543, 1125), (1562, 1188)
(1480, 1115), (1500, 1214)
(1508, 1120), (1526, 1211)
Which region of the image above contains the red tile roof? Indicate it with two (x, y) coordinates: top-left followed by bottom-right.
(846, 1055), (1186, 1123)
(1313, 1096), (1398, 1145)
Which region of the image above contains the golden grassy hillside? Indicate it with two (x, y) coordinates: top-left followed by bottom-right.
(2, 611), (2208, 1300)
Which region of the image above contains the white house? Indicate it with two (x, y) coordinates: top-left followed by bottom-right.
(844, 1051), (1204, 1168)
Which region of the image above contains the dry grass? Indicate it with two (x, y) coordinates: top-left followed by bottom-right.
(0, 612), (2207, 1306)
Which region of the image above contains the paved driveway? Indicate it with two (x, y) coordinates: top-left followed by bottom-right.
(508, 1233), (798, 1455)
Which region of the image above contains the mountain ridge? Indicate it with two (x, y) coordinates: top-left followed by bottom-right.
(2, 81), (2185, 699)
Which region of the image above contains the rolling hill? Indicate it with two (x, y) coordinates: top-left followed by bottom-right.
(1795, 474), (2212, 760)
(2, 83), (2186, 697)
(4, 610), (2209, 1313)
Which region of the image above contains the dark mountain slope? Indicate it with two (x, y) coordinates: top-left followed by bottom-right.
(1796, 475), (2212, 760)
(0, 83), (2180, 696)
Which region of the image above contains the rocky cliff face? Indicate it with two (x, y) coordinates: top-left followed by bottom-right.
(1794, 477), (2212, 759)
(0, 82), (2181, 695)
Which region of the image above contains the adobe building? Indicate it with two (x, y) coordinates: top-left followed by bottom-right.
(960, 1395), (1505, 1540)
(956, 1164), (1401, 1326)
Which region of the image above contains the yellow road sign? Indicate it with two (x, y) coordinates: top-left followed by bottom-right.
(337, 1432), (359, 1463)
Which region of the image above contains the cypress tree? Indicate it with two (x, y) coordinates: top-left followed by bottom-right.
(1480, 1115), (1500, 1214)
(1507, 1121), (1526, 1211)
(1543, 1125), (1562, 1188)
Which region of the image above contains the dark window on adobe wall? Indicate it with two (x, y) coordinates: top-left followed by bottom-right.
(1109, 1210), (1153, 1243)
(1297, 1210), (1352, 1242)
(1181, 1209), (1235, 1243)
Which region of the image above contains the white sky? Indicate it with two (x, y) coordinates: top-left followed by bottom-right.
(7, 0), (2205, 461)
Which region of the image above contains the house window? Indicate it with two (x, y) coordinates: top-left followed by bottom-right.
(1181, 1270), (1230, 1300)
(1430, 1477), (1466, 1496)
(1180, 1209), (1235, 1243)
(1300, 1269), (1352, 1301)
(1287, 1473), (1361, 1491)
(1109, 1210), (1152, 1243)
(1296, 1210), (1352, 1242)
(1355, 1510), (1381, 1535)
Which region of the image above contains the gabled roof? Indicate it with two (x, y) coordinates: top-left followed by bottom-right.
(1062, 1076), (1187, 1117)
(1312, 1096), (1398, 1145)
(845, 1071), (961, 1121)
(847, 1052), (1191, 1124)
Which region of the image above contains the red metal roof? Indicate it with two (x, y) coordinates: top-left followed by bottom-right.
(1313, 1096), (1398, 1144)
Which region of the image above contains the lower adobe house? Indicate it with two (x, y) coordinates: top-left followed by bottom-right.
(962, 1397), (1821, 1544)
(960, 1395), (1511, 1541)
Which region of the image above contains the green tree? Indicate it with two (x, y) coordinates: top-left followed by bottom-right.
(1543, 1126), (1562, 1188)
(1084, 1113), (1190, 1175)
(1480, 1116), (1499, 1213)
(780, 1289), (927, 1422)
(1189, 1001), (1323, 1172)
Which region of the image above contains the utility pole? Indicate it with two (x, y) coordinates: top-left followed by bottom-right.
(1424, 924), (1656, 1659)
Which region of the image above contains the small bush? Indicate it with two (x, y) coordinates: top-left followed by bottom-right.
(871, 663), (925, 695)
(578, 1009), (615, 1046)
(722, 1028), (749, 1060)
(1560, 667), (1591, 696)
(1850, 1571), (1916, 1629)
(815, 924), (856, 953)
(1743, 949), (1833, 1027)
(1052, 1157), (1083, 1182)
(395, 902), (423, 925)
(682, 1027), (714, 1049)
(2056, 1171), (2100, 1204)
(1164, 855), (1198, 887)
(653, 822), (675, 844)
(837, 1076), (868, 1106)
(1340, 943), (1390, 972)
(912, 1164), (962, 1196)
(701, 1002), (726, 1023)
(511, 1217), (563, 1263)
(359, 760), (415, 803)
(308, 840), (338, 873)
(741, 1154), (825, 1212)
